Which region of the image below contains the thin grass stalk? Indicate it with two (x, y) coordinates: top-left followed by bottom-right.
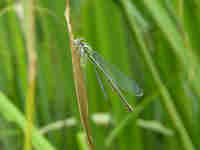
(23, 0), (37, 149)
(65, 1), (95, 150)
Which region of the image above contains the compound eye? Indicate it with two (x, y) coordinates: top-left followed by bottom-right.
(77, 38), (84, 43)
(79, 38), (84, 42)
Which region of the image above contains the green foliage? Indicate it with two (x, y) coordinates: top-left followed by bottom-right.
(0, 0), (199, 150)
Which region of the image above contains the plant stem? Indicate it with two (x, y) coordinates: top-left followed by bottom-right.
(23, 0), (37, 149)
(65, 1), (95, 150)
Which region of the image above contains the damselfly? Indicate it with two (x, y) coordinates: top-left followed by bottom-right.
(74, 38), (143, 112)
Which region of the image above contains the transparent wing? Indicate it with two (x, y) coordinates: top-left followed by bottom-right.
(94, 66), (108, 100)
(88, 50), (143, 97)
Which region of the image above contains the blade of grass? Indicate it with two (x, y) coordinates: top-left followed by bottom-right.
(0, 92), (56, 150)
(6, 0), (27, 107)
(23, 0), (38, 149)
(105, 92), (158, 147)
(0, 17), (15, 97)
(7, 0), (27, 99)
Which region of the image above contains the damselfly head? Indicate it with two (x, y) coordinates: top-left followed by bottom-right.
(74, 38), (92, 56)
(74, 38), (84, 46)
(74, 38), (85, 56)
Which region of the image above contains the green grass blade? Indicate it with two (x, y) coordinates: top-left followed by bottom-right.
(142, 0), (200, 100)
(0, 92), (56, 150)
(125, 2), (195, 149)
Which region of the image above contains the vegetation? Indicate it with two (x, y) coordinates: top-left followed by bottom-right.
(0, 0), (199, 150)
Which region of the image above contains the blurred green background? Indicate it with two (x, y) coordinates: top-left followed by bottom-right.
(0, 0), (200, 150)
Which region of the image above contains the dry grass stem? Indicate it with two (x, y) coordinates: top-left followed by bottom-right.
(65, 1), (95, 150)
